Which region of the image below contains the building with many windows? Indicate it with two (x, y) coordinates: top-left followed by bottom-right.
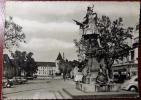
(36, 62), (56, 78)
(36, 52), (64, 78)
(112, 24), (139, 82)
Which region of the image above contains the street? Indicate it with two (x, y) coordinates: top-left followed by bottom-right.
(2, 78), (139, 99)
(3, 79), (75, 99)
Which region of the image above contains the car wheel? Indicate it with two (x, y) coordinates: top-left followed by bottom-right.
(129, 86), (138, 92)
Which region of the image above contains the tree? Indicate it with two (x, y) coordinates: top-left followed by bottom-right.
(74, 9), (133, 80)
(96, 16), (133, 79)
(11, 50), (27, 76)
(11, 50), (38, 77)
(70, 60), (80, 68)
(26, 52), (38, 77)
(3, 54), (15, 78)
(11, 50), (24, 76)
(58, 59), (75, 80)
(5, 16), (26, 51)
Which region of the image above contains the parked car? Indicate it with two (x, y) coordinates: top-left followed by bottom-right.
(121, 75), (138, 92)
(33, 75), (37, 79)
(12, 76), (22, 84)
(20, 77), (28, 83)
(3, 78), (8, 88)
(26, 76), (34, 80)
(11, 76), (27, 85)
(2, 77), (13, 88)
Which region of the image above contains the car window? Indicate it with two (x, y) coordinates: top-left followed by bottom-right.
(135, 78), (138, 81)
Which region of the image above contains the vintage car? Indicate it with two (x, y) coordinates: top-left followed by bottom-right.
(26, 76), (34, 80)
(121, 75), (138, 92)
(20, 76), (28, 83)
(11, 76), (28, 85)
(3, 77), (13, 88)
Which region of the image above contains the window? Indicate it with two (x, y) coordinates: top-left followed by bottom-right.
(135, 78), (138, 81)
(136, 24), (139, 31)
(49, 70), (52, 75)
(131, 50), (134, 61)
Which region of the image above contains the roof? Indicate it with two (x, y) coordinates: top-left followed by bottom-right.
(56, 52), (63, 60)
(36, 62), (56, 67)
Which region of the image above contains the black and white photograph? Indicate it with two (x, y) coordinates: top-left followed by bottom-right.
(2, 1), (140, 99)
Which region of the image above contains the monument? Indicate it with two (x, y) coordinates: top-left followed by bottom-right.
(73, 5), (114, 92)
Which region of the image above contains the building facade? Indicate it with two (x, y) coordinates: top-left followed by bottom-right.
(55, 52), (64, 74)
(112, 24), (139, 81)
(36, 62), (56, 78)
(36, 52), (65, 78)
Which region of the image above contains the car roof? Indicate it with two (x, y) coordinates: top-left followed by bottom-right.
(131, 75), (138, 80)
(132, 75), (137, 78)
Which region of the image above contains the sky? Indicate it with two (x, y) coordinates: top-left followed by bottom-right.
(5, 1), (140, 62)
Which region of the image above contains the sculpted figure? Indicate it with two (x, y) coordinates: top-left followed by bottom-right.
(73, 5), (102, 48)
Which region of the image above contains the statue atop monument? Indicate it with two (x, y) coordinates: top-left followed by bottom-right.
(83, 5), (99, 35)
(73, 5), (98, 35)
(73, 5), (102, 48)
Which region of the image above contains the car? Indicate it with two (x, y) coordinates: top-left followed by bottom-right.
(2, 78), (8, 88)
(13, 76), (23, 84)
(12, 76), (27, 85)
(121, 75), (138, 92)
(26, 76), (34, 80)
(20, 77), (28, 83)
(33, 75), (37, 79)
(2, 77), (13, 88)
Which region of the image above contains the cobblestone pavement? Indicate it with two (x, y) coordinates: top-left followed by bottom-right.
(2, 79), (75, 99)
(3, 78), (136, 99)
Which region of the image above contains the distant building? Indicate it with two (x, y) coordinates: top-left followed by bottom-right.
(112, 24), (139, 80)
(36, 62), (56, 78)
(132, 24), (139, 64)
(55, 52), (63, 74)
(36, 52), (66, 78)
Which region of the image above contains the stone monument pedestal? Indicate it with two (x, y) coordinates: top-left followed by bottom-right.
(76, 82), (119, 93)
(76, 71), (118, 92)
(76, 82), (96, 92)
(83, 72), (97, 84)
(76, 72), (98, 92)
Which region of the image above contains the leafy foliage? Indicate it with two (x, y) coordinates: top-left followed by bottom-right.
(97, 16), (133, 62)
(11, 50), (38, 77)
(74, 15), (133, 78)
(26, 52), (38, 76)
(4, 17), (26, 50)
